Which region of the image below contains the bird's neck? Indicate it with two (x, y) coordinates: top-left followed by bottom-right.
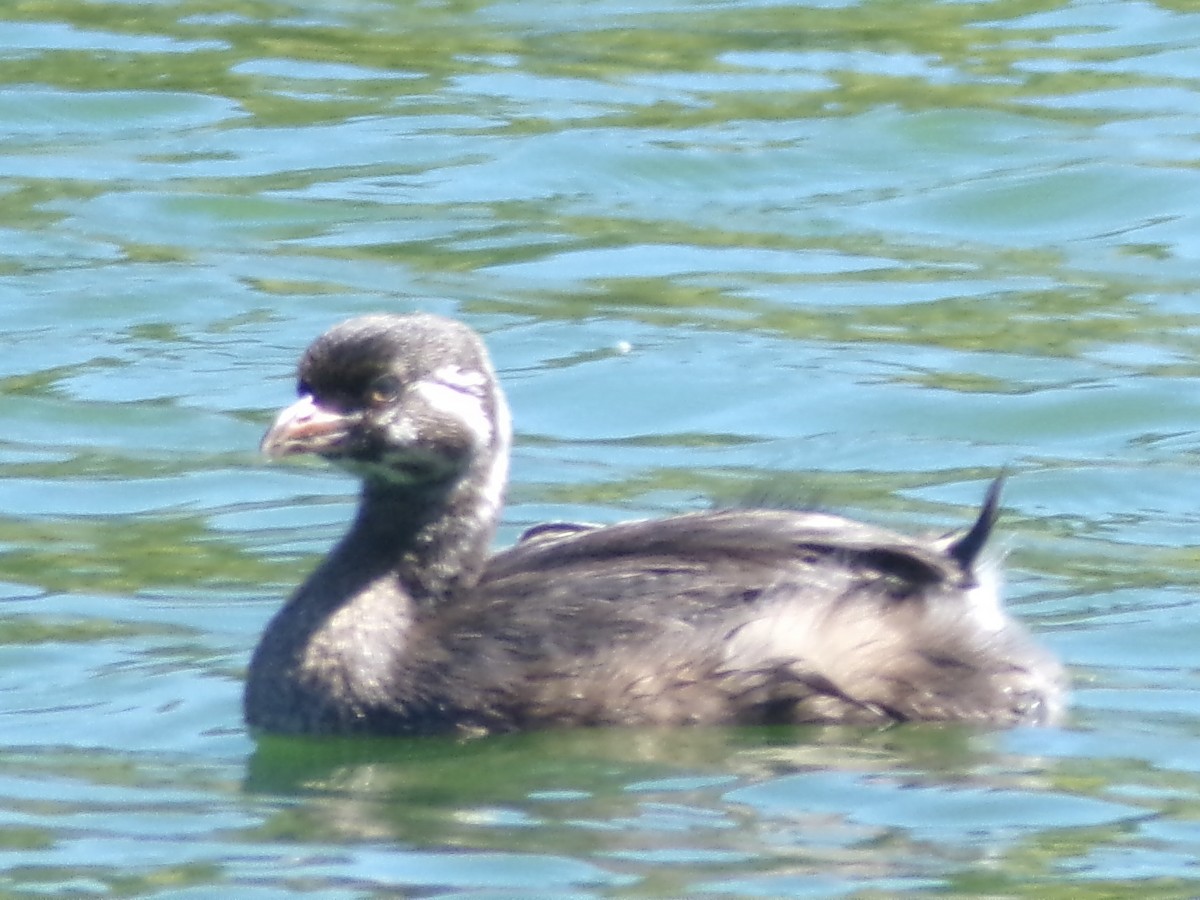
(347, 457), (507, 606)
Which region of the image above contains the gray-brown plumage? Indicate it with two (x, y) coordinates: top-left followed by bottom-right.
(245, 313), (1066, 736)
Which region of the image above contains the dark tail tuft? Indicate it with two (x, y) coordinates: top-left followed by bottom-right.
(948, 475), (1005, 572)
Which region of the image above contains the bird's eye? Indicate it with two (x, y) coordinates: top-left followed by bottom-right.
(296, 378), (313, 398)
(368, 374), (402, 406)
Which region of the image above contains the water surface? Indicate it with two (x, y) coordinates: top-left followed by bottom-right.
(1, 0), (1200, 896)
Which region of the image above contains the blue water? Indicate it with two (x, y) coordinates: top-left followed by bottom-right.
(1, 0), (1199, 896)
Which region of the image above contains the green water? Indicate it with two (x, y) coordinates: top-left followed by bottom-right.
(0, 0), (1199, 895)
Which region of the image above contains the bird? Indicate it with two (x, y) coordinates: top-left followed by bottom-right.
(245, 313), (1066, 736)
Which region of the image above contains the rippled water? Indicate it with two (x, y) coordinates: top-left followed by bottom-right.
(2, 0), (1200, 895)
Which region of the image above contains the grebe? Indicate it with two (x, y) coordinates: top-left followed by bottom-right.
(245, 314), (1065, 735)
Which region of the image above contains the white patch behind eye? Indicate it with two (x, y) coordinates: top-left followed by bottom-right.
(477, 386), (512, 519)
(431, 365), (488, 394)
(413, 375), (492, 445)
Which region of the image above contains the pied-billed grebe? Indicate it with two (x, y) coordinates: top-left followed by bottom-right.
(245, 313), (1066, 736)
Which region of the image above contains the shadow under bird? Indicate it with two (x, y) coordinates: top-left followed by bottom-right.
(246, 313), (1066, 736)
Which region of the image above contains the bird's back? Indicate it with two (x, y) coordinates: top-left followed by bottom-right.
(426, 506), (1064, 731)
